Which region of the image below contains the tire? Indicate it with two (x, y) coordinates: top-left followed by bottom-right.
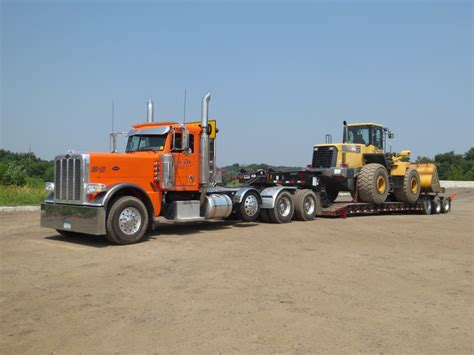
(325, 185), (339, 203)
(431, 196), (441, 214)
(235, 191), (261, 222)
(422, 198), (432, 215)
(294, 189), (318, 221)
(440, 197), (451, 214)
(267, 191), (294, 224)
(357, 163), (389, 204)
(106, 196), (149, 245)
(394, 168), (421, 203)
(260, 209), (272, 223)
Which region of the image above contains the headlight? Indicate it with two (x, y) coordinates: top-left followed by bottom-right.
(85, 183), (107, 195)
(45, 182), (55, 192)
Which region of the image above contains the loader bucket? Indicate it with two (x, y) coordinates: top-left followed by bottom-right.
(411, 163), (444, 193)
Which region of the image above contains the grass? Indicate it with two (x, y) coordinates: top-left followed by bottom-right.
(0, 185), (48, 206)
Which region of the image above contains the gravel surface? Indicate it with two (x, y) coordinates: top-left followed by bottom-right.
(0, 189), (472, 353)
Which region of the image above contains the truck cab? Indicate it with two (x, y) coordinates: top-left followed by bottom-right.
(41, 93), (263, 244)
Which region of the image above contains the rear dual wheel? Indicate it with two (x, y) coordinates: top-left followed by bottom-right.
(263, 191), (295, 224)
(235, 191), (261, 222)
(294, 189), (319, 221)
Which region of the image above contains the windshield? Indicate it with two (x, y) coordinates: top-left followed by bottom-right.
(126, 135), (167, 152)
(347, 126), (370, 145)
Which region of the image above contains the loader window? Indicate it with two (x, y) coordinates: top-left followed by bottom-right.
(373, 127), (383, 149)
(347, 126), (369, 145)
(126, 135), (167, 152)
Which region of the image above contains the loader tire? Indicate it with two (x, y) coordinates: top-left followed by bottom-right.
(294, 189), (318, 221)
(106, 196), (149, 245)
(357, 163), (389, 204)
(394, 168), (421, 203)
(267, 191), (294, 224)
(325, 185), (339, 203)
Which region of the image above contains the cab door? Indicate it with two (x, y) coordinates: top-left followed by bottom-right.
(171, 131), (199, 191)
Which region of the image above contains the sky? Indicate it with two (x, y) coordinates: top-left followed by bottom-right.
(1, 0), (472, 167)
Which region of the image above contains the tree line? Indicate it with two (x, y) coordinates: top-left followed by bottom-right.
(0, 148), (473, 187)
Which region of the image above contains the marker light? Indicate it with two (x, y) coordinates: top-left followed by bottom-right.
(85, 183), (107, 195)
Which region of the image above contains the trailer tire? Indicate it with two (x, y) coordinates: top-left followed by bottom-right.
(440, 197), (451, 213)
(267, 191), (294, 224)
(431, 196), (441, 214)
(357, 163), (389, 204)
(294, 189), (318, 221)
(422, 198), (432, 215)
(106, 196), (149, 245)
(394, 168), (421, 203)
(235, 191), (261, 222)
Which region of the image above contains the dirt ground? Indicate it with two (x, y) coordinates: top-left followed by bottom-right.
(0, 189), (472, 353)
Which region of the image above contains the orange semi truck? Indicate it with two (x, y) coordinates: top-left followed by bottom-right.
(41, 92), (298, 244)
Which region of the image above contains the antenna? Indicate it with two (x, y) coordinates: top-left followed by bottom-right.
(183, 88), (187, 124)
(112, 100), (115, 133)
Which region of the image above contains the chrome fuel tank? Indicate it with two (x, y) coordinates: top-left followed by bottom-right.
(204, 194), (233, 219)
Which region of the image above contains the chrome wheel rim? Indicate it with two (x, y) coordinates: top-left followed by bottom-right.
(303, 196), (315, 215)
(244, 194), (259, 217)
(119, 207), (142, 235)
(279, 196), (291, 217)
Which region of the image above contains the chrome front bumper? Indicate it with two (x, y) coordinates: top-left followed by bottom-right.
(41, 203), (106, 235)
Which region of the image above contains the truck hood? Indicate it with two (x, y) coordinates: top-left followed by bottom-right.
(89, 151), (159, 180)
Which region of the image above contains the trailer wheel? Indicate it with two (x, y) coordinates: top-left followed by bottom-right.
(357, 163), (389, 204)
(440, 197), (451, 213)
(235, 191), (261, 222)
(294, 189), (318, 221)
(268, 191), (294, 224)
(394, 168), (421, 203)
(431, 196), (441, 214)
(106, 196), (149, 245)
(422, 198), (432, 215)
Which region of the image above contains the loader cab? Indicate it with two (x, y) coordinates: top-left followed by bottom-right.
(343, 123), (385, 152)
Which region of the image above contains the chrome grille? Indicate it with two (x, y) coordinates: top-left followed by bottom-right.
(312, 147), (337, 168)
(54, 155), (85, 203)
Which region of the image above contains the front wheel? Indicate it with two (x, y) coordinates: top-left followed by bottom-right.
(440, 197), (451, 213)
(106, 196), (149, 245)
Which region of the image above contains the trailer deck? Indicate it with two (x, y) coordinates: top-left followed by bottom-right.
(319, 201), (425, 218)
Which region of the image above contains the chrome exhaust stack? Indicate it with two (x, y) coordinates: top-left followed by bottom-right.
(200, 92), (211, 185)
(147, 100), (154, 123)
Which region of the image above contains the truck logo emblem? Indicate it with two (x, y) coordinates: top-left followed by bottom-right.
(112, 166), (120, 171)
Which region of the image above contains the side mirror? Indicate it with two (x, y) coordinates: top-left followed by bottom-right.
(182, 129), (190, 154)
(388, 131), (395, 139)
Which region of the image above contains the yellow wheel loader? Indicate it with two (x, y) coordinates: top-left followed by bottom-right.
(311, 121), (445, 207)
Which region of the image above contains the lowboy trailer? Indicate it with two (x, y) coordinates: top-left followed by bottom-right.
(40, 92), (453, 245)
